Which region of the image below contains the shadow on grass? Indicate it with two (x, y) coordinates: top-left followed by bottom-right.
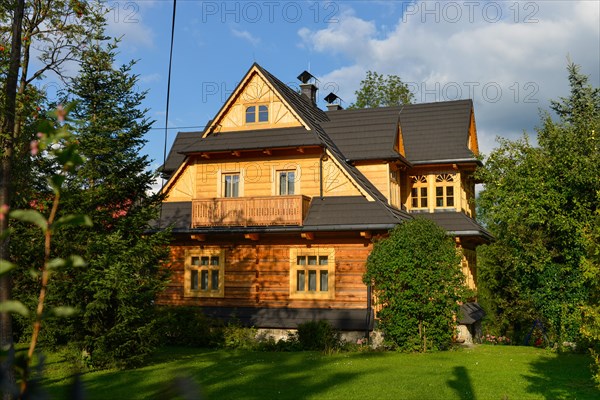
(447, 366), (476, 400)
(523, 350), (599, 400)
(46, 348), (388, 400)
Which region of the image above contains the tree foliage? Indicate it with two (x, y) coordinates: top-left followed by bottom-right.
(477, 63), (600, 346)
(364, 218), (467, 352)
(349, 71), (414, 109)
(11, 37), (170, 368)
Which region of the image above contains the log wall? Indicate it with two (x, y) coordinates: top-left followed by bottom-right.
(157, 236), (372, 312)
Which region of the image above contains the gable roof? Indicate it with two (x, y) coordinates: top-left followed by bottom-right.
(159, 63), (488, 237)
(399, 100), (475, 163)
(322, 100), (476, 164)
(254, 63), (330, 127)
(321, 107), (408, 162)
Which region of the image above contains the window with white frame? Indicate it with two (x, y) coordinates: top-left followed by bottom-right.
(277, 170), (296, 195)
(222, 173), (240, 198)
(184, 249), (224, 298)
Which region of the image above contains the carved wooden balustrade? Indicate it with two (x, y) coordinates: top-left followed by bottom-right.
(192, 195), (311, 227)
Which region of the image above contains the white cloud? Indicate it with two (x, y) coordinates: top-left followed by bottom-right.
(139, 73), (162, 84)
(105, 2), (155, 50)
(299, 0), (600, 155)
(231, 28), (260, 46)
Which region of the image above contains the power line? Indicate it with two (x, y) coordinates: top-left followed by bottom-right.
(159, 0), (177, 227)
(149, 125), (205, 131)
(162, 0), (177, 169)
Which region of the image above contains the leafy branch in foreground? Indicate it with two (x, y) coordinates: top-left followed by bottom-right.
(0, 105), (91, 399)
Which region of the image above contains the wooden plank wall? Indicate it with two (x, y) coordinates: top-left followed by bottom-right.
(158, 239), (372, 311)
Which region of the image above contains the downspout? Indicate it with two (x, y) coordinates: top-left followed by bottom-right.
(366, 283), (372, 342)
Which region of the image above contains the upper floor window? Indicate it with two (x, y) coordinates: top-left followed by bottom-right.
(245, 105), (269, 124)
(435, 174), (455, 208)
(184, 249), (225, 298)
(290, 248), (335, 299)
(410, 175), (428, 209)
(223, 173), (240, 198)
(278, 170), (295, 195)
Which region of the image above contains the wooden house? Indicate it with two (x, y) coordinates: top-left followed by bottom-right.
(154, 63), (491, 334)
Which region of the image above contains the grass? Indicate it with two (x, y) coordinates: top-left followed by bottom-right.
(38, 345), (598, 400)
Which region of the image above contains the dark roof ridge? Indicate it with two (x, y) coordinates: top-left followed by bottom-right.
(250, 65), (408, 222)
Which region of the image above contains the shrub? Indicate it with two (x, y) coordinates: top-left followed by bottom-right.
(364, 218), (468, 352)
(222, 321), (257, 350)
(296, 320), (341, 352)
(156, 307), (220, 347)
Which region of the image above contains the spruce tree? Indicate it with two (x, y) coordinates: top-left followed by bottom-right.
(43, 39), (170, 368)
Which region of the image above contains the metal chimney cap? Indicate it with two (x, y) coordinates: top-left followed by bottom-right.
(297, 70), (315, 84)
(324, 92), (340, 104)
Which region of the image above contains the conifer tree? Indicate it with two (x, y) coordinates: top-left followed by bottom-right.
(34, 39), (170, 368)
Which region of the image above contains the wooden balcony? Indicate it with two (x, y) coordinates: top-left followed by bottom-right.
(192, 195), (311, 227)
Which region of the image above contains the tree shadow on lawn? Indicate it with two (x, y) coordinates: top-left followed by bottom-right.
(47, 349), (388, 400)
(447, 366), (476, 400)
(523, 351), (599, 399)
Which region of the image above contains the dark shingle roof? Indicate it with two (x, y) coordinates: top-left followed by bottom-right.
(181, 126), (322, 154)
(153, 202), (192, 230)
(322, 100), (475, 164)
(418, 211), (492, 241)
(322, 107), (405, 162)
(153, 197), (407, 233)
(162, 131), (202, 174)
(255, 63), (330, 126)
(159, 64), (484, 235)
(303, 196), (410, 228)
(399, 100), (475, 163)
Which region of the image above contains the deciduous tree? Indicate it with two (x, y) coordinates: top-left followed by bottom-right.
(349, 71), (414, 109)
(477, 63), (600, 346)
(364, 218), (467, 352)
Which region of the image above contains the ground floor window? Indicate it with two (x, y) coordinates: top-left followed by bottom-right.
(184, 248), (225, 298)
(290, 248), (335, 299)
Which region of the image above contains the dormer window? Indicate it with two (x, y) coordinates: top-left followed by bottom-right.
(245, 105), (268, 124)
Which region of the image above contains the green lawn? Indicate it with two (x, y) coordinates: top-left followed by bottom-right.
(40, 345), (598, 400)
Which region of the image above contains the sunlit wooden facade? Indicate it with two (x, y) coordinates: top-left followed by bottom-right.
(155, 63), (491, 331)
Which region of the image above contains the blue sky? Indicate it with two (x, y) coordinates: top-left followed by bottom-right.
(98, 0), (599, 183)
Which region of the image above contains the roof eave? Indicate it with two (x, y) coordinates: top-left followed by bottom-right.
(156, 223), (399, 235)
(410, 157), (482, 167)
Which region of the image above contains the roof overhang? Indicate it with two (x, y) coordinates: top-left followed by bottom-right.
(410, 158), (482, 167)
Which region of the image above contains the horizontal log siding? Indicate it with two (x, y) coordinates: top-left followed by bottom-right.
(158, 241), (372, 313)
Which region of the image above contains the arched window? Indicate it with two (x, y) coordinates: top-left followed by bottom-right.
(258, 105), (269, 122)
(245, 106), (256, 123)
(435, 174), (455, 208)
(410, 175), (428, 209)
(245, 105), (269, 124)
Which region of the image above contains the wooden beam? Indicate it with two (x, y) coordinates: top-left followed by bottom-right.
(263, 149), (272, 155)
(244, 233), (260, 241)
(360, 231), (372, 239)
(201, 153), (210, 159)
(232, 151), (241, 157)
(301, 232), (315, 240)
(191, 234), (206, 241)
(296, 147), (305, 154)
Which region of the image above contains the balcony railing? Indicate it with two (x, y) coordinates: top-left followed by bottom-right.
(192, 195), (311, 227)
